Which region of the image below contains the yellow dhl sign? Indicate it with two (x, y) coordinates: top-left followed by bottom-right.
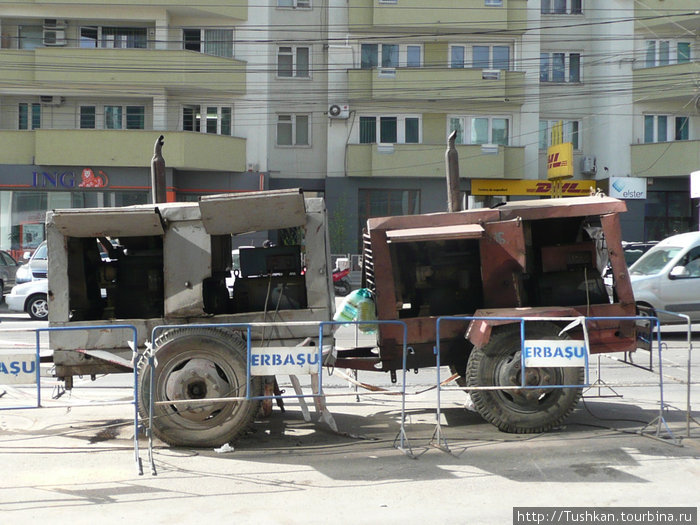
(547, 142), (574, 179)
(471, 179), (596, 196)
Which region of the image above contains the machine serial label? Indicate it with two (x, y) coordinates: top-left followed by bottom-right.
(523, 340), (588, 367)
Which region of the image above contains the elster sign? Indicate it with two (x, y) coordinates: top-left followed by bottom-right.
(609, 177), (646, 200)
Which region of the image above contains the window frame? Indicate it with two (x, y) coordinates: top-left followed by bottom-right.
(539, 52), (582, 83)
(541, 0), (582, 14)
(538, 119), (582, 150)
(643, 39), (692, 68)
(644, 114), (690, 143)
(276, 113), (311, 147)
(277, 0), (312, 8)
(357, 115), (422, 145)
(182, 28), (234, 58)
(360, 43), (424, 69)
(449, 43), (512, 70)
(277, 45), (311, 79)
(18, 102), (41, 130)
(448, 115), (511, 146)
(182, 104), (234, 136)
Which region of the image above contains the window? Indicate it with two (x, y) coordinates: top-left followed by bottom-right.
(278, 0), (311, 7)
(542, 0), (581, 14)
(104, 106), (123, 129)
(644, 115), (690, 143)
(540, 52), (581, 82)
(449, 44), (511, 70)
(644, 40), (692, 67)
(361, 43), (423, 68)
(645, 191), (691, 241)
(183, 105), (233, 135)
(18, 103), (41, 130)
(485, 0), (502, 5)
(183, 29), (233, 58)
(358, 189), (420, 241)
(278, 46), (310, 78)
(358, 116), (421, 144)
(18, 25), (43, 49)
(126, 106), (145, 130)
(539, 120), (581, 150)
(449, 116), (509, 145)
(80, 106), (96, 129)
(78, 26), (147, 49)
(277, 114), (310, 146)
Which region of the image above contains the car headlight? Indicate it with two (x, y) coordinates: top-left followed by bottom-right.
(15, 265), (32, 283)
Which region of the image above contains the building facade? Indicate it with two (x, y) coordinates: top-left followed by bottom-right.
(0, 0), (698, 258)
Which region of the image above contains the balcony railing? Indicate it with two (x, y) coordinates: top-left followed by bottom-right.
(348, 0), (527, 32)
(631, 140), (700, 179)
(633, 62), (700, 103)
(348, 68), (525, 104)
(0, 49), (246, 95)
(346, 143), (525, 179)
(0, 130), (247, 172)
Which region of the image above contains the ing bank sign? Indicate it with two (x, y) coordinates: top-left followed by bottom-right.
(32, 168), (110, 189)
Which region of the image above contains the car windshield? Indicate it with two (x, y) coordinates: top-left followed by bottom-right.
(629, 247), (682, 276)
(33, 243), (48, 260)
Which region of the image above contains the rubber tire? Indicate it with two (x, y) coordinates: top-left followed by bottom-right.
(138, 328), (262, 448)
(27, 294), (48, 320)
(335, 281), (351, 297)
(466, 322), (583, 433)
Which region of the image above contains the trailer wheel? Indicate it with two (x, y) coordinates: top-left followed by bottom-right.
(139, 328), (262, 447)
(466, 323), (583, 433)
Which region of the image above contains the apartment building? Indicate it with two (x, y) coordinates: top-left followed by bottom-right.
(0, 0), (698, 258)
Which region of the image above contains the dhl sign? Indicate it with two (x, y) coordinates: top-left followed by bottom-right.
(547, 142), (574, 179)
(471, 179), (595, 196)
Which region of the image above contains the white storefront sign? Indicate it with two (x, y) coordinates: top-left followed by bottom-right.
(250, 346), (323, 376)
(0, 353), (38, 384)
(690, 171), (700, 199)
(523, 340), (588, 368)
(609, 177), (647, 199)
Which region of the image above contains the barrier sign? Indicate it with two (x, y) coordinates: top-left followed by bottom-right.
(523, 340), (587, 367)
(250, 347), (321, 376)
(0, 354), (38, 384)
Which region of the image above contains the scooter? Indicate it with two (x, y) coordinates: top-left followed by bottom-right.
(333, 267), (351, 296)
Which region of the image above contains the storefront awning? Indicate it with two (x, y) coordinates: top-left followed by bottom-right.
(385, 224), (485, 243)
(199, 189), (307, 235)
(50, 207), (164, 237)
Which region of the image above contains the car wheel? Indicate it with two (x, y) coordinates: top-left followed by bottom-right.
(27, 294), (49, 320)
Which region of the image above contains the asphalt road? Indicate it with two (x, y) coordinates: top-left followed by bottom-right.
(1, 302), (698, 524)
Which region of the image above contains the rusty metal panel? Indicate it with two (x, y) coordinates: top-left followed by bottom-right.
(497, 196), (627, 222)
(199, 189), (306, 235)
(601, 212), (635, 308)
(386, 224), (484, 243)
(50, 206), (164, 237)
(367, 208), (499, 232)
(481, 219), (527, 308)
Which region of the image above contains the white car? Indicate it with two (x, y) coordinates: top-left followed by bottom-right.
(6, 279), (48, 320)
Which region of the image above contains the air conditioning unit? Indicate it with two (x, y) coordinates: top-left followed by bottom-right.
(43, 19), (66, 46)
(328, 103), (350, 119)
(482, 69), (501, 80)
(40, 96), (64, 106)
(581, 155), (597, 175)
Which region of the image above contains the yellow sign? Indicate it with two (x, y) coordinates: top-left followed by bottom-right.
(547, 142), (574, 180)
(471, 179), (595, 196)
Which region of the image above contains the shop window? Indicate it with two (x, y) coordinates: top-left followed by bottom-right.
(644, 191), (691, 241)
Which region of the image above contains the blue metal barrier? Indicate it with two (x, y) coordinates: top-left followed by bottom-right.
(430, 314), (678, 451)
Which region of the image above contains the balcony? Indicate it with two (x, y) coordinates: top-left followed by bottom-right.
(348, 68), (525, 104)
(346, 143), (525, 179)
(0, 49), (246, 95)
(631, 140), (700, 179)
(633, 63), (700, 103)
(0, 130), (247, 172)
(0, 0), (247, 19)
(635, 2), (700, 33)
(348, 0), (527, 32)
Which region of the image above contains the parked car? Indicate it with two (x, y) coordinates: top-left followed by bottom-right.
(0, 249), (20, 299)
(5, 279), (49, 320)
(629, 231), (700, 322)
(15, 241), (48, 284)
